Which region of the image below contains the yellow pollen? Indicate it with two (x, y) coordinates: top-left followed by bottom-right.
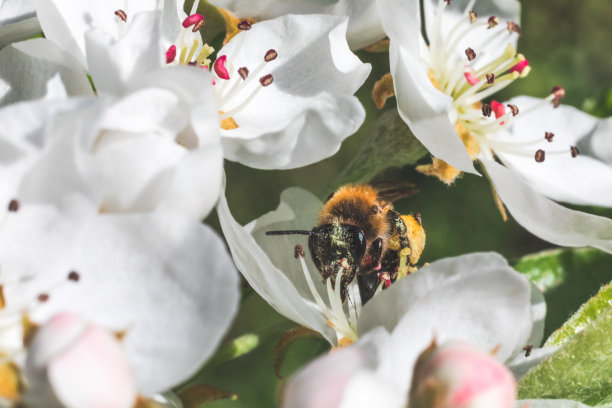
(427, 70), (442, 91)
(0, 286), (5, 310)
(22, 315), (39, 347)
(196, 43), (215, 67)
(417, 122), (480, 185)
(336, 338), (354, 348)
(326, 319), (336, 329)
(0, 361), (20, 400)
(219, 111), (239, 130)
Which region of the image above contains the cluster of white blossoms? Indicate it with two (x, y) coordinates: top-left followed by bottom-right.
(0, 0), (610, 407)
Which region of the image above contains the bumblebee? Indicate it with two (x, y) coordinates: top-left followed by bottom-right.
(266, 183), (426, 304)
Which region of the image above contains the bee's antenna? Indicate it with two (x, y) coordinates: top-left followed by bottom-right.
(265, 230), (311, 236)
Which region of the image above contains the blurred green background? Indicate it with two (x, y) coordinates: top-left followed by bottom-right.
(191, 1), (612, 407)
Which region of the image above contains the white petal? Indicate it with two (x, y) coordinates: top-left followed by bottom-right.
(1, 205), (240, 394)
(496, 96), (612, 206)
(528, 282), (546, 347)
(209, 0), (385, 50)
(507, 346), (558, 380)
(516, 400), (593, 408)
(0, 0), (41, 47)
(216, 14), (370, 169)
(422, 0), (521, 62)
(35, 0), (159, 68)
(217, 183), (337, 344)
(360, 253), (532, 388)
(26, 313), (137, 408)
(358, 252), (510, 332)
(85, 11), (163, 95)
(338, 371), (405, 408)
(483, 159), (612, 254)
(0, 38), (92, 107)
(377, 0), (477, 174)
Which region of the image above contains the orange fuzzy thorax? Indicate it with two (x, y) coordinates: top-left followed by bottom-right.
(318, 185), (391, 242)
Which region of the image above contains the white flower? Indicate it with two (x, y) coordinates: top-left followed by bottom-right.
(0, 0), (41, 47)
(23, 312), (137, 408)
(34, 0), (371, 170)
(218, 184), (542, 346)
(0, 11), (223, 220)
(376, 0), (612, 253)
(279, 251), (535, 408)
(0, 38), (93, 107)
(207, 0), (385, 50)
(0, 200), (240, 395)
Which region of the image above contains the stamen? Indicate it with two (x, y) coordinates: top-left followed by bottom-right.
(179, 45), (189, 65)
(238, 67), (249, 79)
(296, 246), (334, 322)
(507, 104), (519, 116)
(237, 20), (253, 30)
(534, 149), (546, 163)
(166, 45), (177, 64)
(490, 100), (505, 118)
(192, 19), (205, 33)
(264, 49), (278, 62)
(487, 16), (499, 29)
(482, 103), (492, 117)
(469, 10), (477, 23)
(294, 244), (305, 258)
(37, 294), (49, 303)
(465, 47), (476, 61)
(509, 59), (529, 74)
(114, 10), (127, 22)
(182, 14), (204, 29)
(570, 146), (580, 158)
(545, 132), (554, 142)
(507, 21), (521, 34)
(464, 69), (480, 86)
(486, 73), (495, 84)
(214, 55), (230, 80)
(186, 38), (200, 64)
(68, 271), (80, 282)
(551, 86), (565, 108)
(259, 74), (274, 87)
(7, 200), (19, 213)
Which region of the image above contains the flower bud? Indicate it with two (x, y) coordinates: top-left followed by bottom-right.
(408, 341), (516, 408)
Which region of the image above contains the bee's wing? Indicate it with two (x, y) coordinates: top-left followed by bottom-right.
(371, 180), (420, 203)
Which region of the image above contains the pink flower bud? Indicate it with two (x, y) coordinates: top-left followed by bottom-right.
(408, 341), (516, 408)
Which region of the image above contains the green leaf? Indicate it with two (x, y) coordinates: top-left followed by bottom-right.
(545, 283), (612, 347)
(518, 307), (612, 406)
(332, 108), (427, 189)
(178, 384), (237, 408)
(512, 248), (612, 339)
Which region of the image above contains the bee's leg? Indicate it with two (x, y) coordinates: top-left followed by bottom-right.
(357, 273), (379, 305)
(387, 210), (413, 278)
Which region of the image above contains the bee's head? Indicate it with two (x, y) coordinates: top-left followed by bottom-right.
(308, 223), (366, 281)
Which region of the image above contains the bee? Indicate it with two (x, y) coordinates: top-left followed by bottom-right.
(266, 183), (426, 304)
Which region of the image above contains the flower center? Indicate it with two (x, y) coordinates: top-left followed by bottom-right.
(293, 244), (388, 343)
(426, 0), (579, 164)
(157, 1), (277, 130)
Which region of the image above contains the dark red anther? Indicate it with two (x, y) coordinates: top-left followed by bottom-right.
(486, 73), (495, 84)
(507, 21), (521, 34)
(259, 74), (274, 87)
(465, 47), (476, 61)
(469, 10), (477, 23)
(8, 199), (19, 212)
(534, 149), (545, 163)
(294, 244), (305, 259)
(114, 10), (127, 22)
(482, 103), (492, 117)
(68, 271), (80, 282)
(544, 132), (554, 142)
(487, 16), (499, 28)
(570, 146), (580, 158)
(523, 345), (533, 357)
(237, 20), (252, 30)
(264, 49), (278, 62)
(38, 293), (49, 302)
(507, 104), (519, 116)
(238, 67), (249, 79)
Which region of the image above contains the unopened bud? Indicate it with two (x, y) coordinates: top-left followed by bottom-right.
(408, 341), (516, 408)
